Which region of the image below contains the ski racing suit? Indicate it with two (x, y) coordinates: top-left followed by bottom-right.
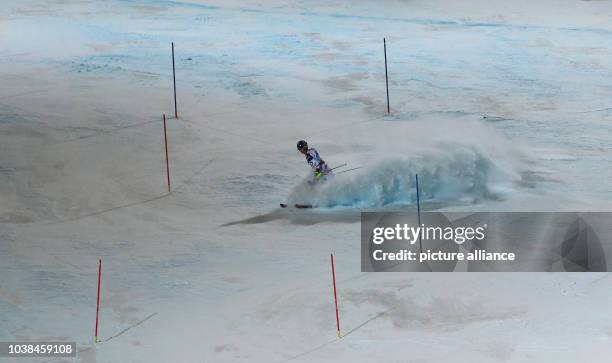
(305, 148), (331, 185)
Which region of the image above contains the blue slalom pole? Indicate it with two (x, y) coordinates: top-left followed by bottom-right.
(416, 174), (422, 253)
(384, 38), (390, 114)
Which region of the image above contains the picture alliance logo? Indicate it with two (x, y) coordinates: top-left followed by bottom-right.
(371, 223), (488, 245)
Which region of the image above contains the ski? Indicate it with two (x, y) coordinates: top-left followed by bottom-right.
(280, 203), (314, 209)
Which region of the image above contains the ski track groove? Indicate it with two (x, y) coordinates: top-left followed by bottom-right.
(142, 1), (612, 36)
(47, 194), (170, 225)
(172, 157), (217, 194)
(40, 312), (158, 363)
(276, 308), (394, 363)
(103, 312), (158, 343)
(48, 119), (159, 146)
(0, 88), (54, 100)
(180, 116), (271, 145)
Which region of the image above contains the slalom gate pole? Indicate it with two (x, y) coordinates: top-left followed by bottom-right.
(172, 42), (178, 118)
(94, 259), (102, 344)
(163, 114), (171, 193)
(330, 254), (341, 338)
(335, 167), (362, 175)
(416, 174), (422, 253)
(384, 38), (390, 114)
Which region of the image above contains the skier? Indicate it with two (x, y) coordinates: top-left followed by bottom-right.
(297, 140), (332, 184)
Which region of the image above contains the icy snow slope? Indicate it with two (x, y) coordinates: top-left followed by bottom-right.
(1, 0), (612, 362)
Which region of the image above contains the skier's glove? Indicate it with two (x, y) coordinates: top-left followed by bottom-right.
(315, 171), (323, 179)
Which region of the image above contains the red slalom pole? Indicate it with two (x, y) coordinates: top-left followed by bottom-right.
(331, 253), (341, 338)
(94, 259), (102, 344)
(163, 114), (171, 193)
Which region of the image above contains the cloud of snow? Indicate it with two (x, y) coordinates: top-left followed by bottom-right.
(287, 118), (528, 208)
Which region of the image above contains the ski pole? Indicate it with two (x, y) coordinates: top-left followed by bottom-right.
(335, 167), (363, 175)
(329, 163), (348, 172)
(320, 163), (348, 177)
